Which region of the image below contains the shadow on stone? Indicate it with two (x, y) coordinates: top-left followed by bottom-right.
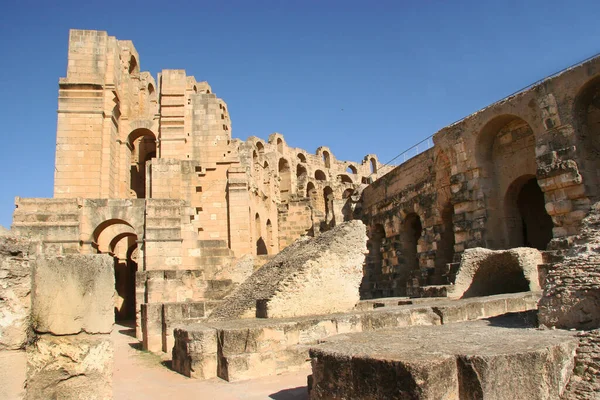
(128, 342), (142, 351)
(485, 311), (538, 329)
(268, 386), (308, 399)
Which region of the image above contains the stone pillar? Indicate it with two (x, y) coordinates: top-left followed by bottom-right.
(26, 254), (114, 400)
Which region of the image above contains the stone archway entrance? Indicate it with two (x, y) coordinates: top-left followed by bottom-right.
(505, 176), (553, 250)
(93, 219), (138, 321)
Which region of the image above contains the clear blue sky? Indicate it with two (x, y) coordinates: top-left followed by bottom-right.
(1, 0), (599, 228)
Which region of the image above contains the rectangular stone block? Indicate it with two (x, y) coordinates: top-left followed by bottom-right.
(141, 303), (163, 353)
(31, 254), (114, 335)
(172, 325), (218, 380)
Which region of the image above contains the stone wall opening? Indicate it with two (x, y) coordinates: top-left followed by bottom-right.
(93, 219), (138, 321)
(505, 175), (553, 250)
(322, 151), (331, 168)
(315, 170), (326, 181)
(435, 204), (455, 283)
(128, 128), (156, 198)
(255, 213), (267, 255)
(266, 219), (273, 254)
(296, 164), (307, 179)
(460, 251), (532, 298)
(322, 186), (334, 231)
(278, 158), (291, 203)
(476, 115), (538, 249)
(403, 213), (422, 273)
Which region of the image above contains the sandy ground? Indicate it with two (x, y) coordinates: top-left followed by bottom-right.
(0, 322), (310, 399)
(113, 322), (310, 400)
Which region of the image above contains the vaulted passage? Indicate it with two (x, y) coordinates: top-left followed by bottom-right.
(93, 219), (138, 321)
(128, 128), (156, 198)
(506, 176), (553, 250)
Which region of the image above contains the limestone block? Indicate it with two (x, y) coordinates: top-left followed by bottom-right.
(308, 319), (578, 400)
(449, 247), (543, 299)
(209, 220), (367, 320)
(172, 325), (218, 380)
(0, 235), (32, 350)
(25, 333), (113, 400)
(31, 254), (115, 335)
(141, 303), (162, 353)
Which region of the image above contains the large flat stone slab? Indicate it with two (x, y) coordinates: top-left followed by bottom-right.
(308, 318), (578, 400)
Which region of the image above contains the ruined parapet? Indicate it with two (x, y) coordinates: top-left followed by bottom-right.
(449, 247), (543, 299)
(209, 220), (368, 320)
(0, 229), (33, 350)
(25, 255), (114, 400)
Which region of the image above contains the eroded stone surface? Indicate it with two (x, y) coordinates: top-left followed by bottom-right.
(539, 202), (600, 330)
(0, 233), (32, 350)
(31, 254), (115, 335)
(308, 318), (578, 400)
(209, 221), (367, 320)
(25, 334), (113, 400)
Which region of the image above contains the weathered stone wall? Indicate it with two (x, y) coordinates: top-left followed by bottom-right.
(26, 254), (114, 400)
(361, 55), (600, 299)
(0, 231), (32, 350)
(538, 202), (600, 397)
(562, 329), (600, 399)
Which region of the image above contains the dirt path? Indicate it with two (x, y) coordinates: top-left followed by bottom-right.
(112, 322), (310, 400)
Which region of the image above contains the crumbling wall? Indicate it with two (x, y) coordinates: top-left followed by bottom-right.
(26, 254), (114, 400)
(539, 202), (600, 329)
(538, 202), (600, 398)
(209, 220), (367, 320)
(0, 230), (32, 350)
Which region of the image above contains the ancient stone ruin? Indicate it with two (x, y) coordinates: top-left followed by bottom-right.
(0, 29), (599, 398)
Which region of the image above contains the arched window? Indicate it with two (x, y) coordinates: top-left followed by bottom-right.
(322, 151), (331, 168)
(296, 164), (307, 178)
(315, 170), (326, 181)
(370, 158), (377, 173)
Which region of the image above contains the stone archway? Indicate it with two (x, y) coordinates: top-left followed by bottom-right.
(128, 128), (156, 198)
(505, 175), (553, 250)
(93, 219), (138, 321)
(476, 115), (538, 249)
